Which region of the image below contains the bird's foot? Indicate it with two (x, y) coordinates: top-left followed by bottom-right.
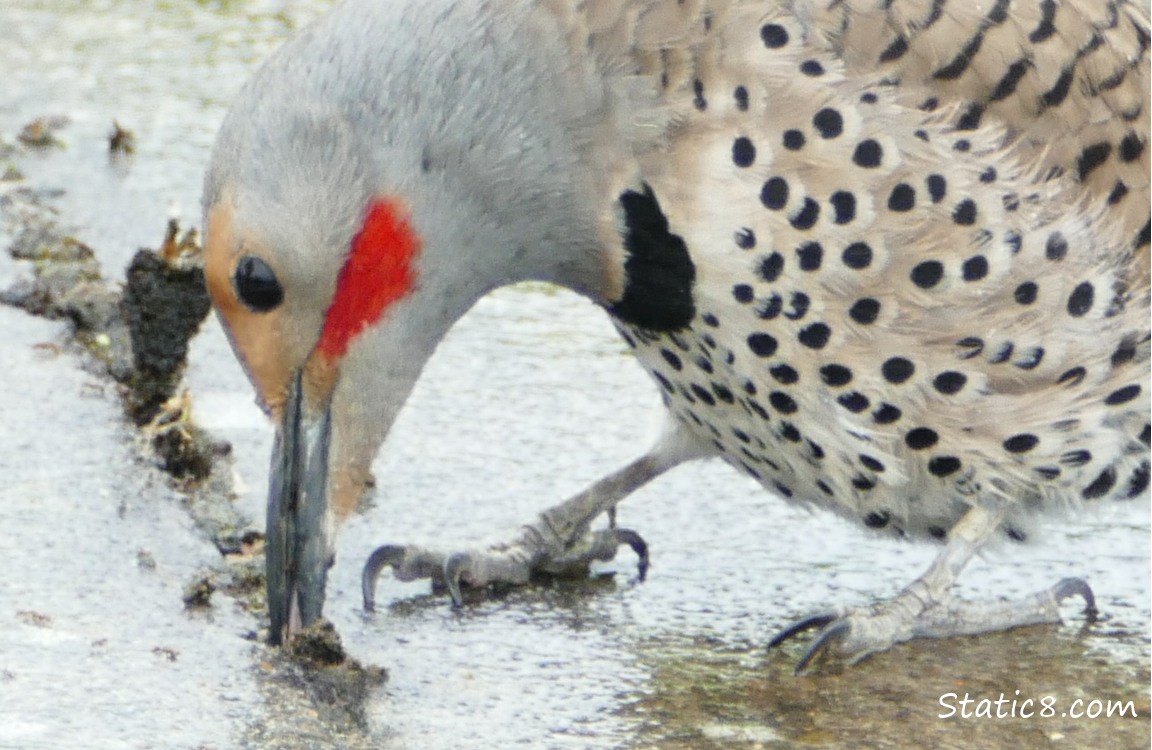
(770, 577), (1096, 673)
(361, 525), (648, 611)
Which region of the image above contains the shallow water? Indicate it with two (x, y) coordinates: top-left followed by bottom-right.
(0, 2), (1148, 749)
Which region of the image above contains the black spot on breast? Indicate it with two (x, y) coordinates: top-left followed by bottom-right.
(691, 383), (716, 405)
(796, 242), (823, 271)
(853, 139), (883, 168)
(820, 364), (853, 387)
(1005, 231), (1022, 253)
(783, 129), (806, 150)
(1126, 462), (1151, 498)
(1119, 132), (1145, 162)
(800, 59), (825, 76)
(1003, 434), (1039, 453)
(798, 322), (831, 349)
(1105, 384), (1141, 405)
(734, 85), (750, 111)
(611, 184), (696, 331)
(761, 23), (789, 48)
(813, 108), (844, 138)
(779, 422), (802, 442)
(849, 298), (881, 324)
(1112, 340), (1137, 367)
(882, 357), (915, 384)
(1067, 282), (1094, 317)
(952, 199), (977, 226)
(957, 102), (985, 131)
(769, 391), (799, 414)
(1108, 181), (1130, 204)
(926, 174), (947, 203)
(888, 183), (916, 211)
(933, 371), (967, 395)
(758, 252), (785, 282)
(761, 177), (789, 209)
(1057, 366), (1086, 387)
(1076, 142), (1112, 181)
(770, 363), (799, 384)
(1060, 449), (1092, 467)
(989, 341), (1014, 364)
(879, 35), (909, 63)
(747, 333), (778, 357)
(1015, 347), (1045, 370)
(692, 78), (707, 111)
(860, 454), (885, 472)
(732, 137), (756, 167)
(785, 292), (809, 321)
(905, 427), (939, 450)
(712, 383), (735, 404)
(734, 228), (756, 249)
(956, 337), (984, 359)
(1045, 232), (1068, 261)
(790, 198), (820, 230)
(928, 456), (962, 476)
(733, 284), (754, 303)
(910, 261), (944, 289)
(659, 348), (683, 371)
(864, 511), (891, 528)
(1014, 282), (1038, 305)
(1082, 467), (1117, 499)
(838, 391), (870, 413)
(831, 191), (857, 224)
(963, 255), (988, 281)
(842, 242), (872, 269)
(755, 294), (781, 320)
(873, 403), (902, 424)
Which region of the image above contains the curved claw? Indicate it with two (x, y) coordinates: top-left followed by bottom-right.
(361, 544), (408, 612)
(443, 552), (470, 609)
(1052, 576), (1097, 621)
(795, 620), (851, 674)
(767, 612), (837, 649)
(614, 528), (649, 581)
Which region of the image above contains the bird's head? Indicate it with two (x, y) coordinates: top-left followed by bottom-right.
(201, 0), (627, 644)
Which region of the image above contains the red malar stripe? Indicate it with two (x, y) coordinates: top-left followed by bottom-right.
(317, 199), (421, 360)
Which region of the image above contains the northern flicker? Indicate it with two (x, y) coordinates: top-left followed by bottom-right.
(203, 0), (1151, 668)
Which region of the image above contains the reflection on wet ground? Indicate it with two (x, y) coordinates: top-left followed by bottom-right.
(0, 2), (1148, 748)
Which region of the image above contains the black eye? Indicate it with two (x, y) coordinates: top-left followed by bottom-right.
(233, 255), (283, 312)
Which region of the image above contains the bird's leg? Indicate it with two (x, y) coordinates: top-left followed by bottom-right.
(771, 499), (1097, 672)
(362, 451), (679, 610)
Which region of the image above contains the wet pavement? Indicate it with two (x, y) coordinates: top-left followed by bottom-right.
(0, 2), (1149, 749)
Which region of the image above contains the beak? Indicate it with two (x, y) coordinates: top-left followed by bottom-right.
(266, 369), (332, 645)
